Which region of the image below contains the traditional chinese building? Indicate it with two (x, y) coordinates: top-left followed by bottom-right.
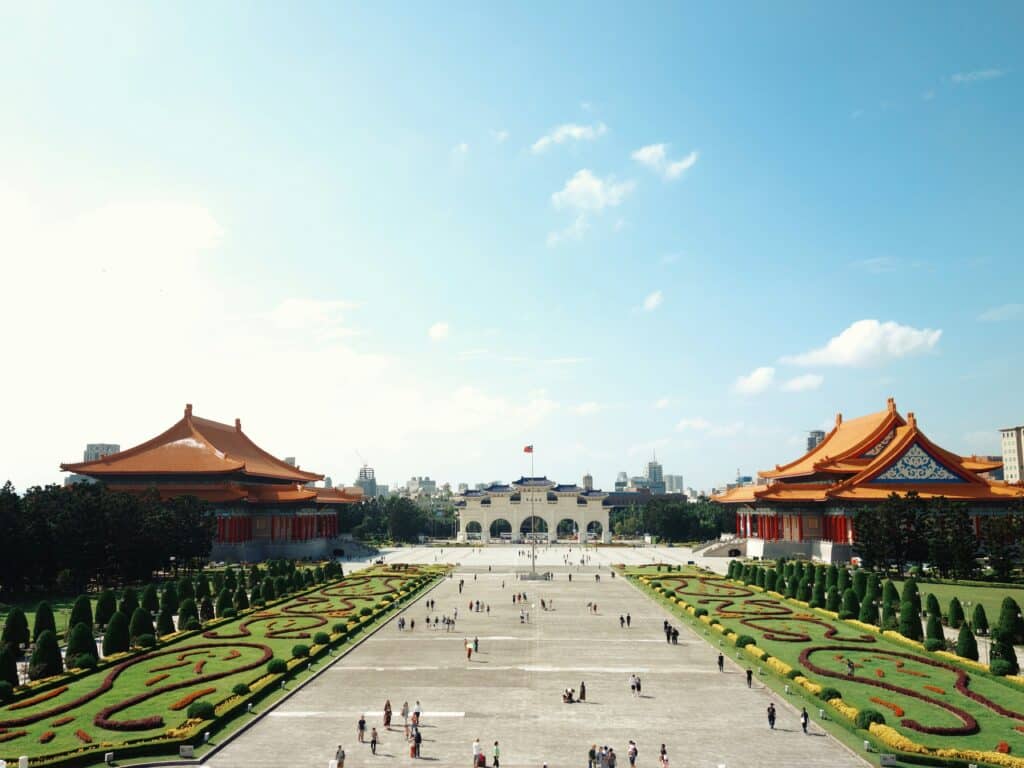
(60, 404), (362, 561)
(713, 398), (1021, 563)
(456, 477), (610, 543)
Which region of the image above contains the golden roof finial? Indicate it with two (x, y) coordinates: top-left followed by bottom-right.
(185, 403), (193, 419)
(887, 397), (896, 413)
(235, 418), (242, 432)
(907, 411), (917, 428)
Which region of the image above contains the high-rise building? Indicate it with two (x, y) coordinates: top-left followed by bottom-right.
(323, 476), (333, 489)
(66, 443), (121, 485)
(665, 474), (684, 493)
(355, 465), (378, 497)
(406, 476), (437, 495)
(1001, 426), (1024, 484)
(458, 482), (469, 494)
(582, 472), (594, 491)
(614, 471), (628, 492)
(807, 430), (826, 452)
(646, 455), (665, 494)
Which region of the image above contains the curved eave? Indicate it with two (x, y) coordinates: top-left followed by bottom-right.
(833, 484), (1024, 501)
(848, 423), (987, 487)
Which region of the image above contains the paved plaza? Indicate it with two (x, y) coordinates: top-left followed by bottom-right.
(206, 546), (867, 768)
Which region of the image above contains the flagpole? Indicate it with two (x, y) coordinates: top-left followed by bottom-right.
(531, 445), (536, 575)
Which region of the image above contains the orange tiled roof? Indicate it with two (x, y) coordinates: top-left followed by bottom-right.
(245, 485), (318, 504)
(61, 404), (323, 483)
(315, 486), (365, 504)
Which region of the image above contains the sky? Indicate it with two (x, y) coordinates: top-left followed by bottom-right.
(1, 2), (1022, 494)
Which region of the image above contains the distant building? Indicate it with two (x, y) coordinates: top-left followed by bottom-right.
(355, 465), (378, 498)
(614, 471), (628, 492)
(284, 456), (296, 466)
(323, 476), (333, 489)
(65, 443), (121, 485)
(377, 484), (390, 496)
(807, 430), (826, 452)
(582, 472), (594, 491)
(406, 476), (437, 495)
(646, 456), (666, 495)
(458, 482), (469, 494)
(665, 474), (684, 493)
(1001, 426), (1024, 484)
(628, 476), (650, 492)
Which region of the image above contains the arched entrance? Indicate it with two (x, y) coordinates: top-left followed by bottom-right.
(490, 518), (512, 541)
(556, 518), (578, 540)
(586, 520), (603, 541)
(465, 521), (483, 540)
(520, 515), (548, 542)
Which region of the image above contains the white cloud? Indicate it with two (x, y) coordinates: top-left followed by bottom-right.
(978, 303), (1024, 322)
(546, 214), (588, 247)
(733, 366), (775, 395)
(952, 69), (1005, 84)
(780, 373), (824, 392)
(531, 122), (607, 153)
(428, 321), (450, 340)
(781, 319), (942, 367)
(642, 290), (663, 311)
(551, 169), (634, 212)
(676, 417), (743, 437)
(491, 130), (509, 144)
(654, 397), (671, 410)
(631, 143), (698, 180)
(573, 402), (605, 416)
(452, 142), (469, 155)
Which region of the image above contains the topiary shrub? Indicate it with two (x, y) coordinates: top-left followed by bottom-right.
(839, 588), (860, 620)
(102, 610), (130, 656)
(855, 709), (886, 729)
(898, 601), (923, 641)
(33, 601), (57, 642)
(215, 588), (234, 617)
(129, 607), (154, 644)
(69, 653), (98, 670)
(141, 584), (160, 614)
(178, 577), (195, 602)
(956, 622), (979, 661)
(29, 629), (63, 679)
(819, 686), (842, 701)
(0, 645), (19, 687)
(924, 638), (944, 652)
(990, 624), (1019, 675)
(234, 586), (249, 611)
(233, 683), (250, 696)
(220, 608), (237, 619)
(268, 658), (287, 674)
(695, 608), (708, 618)
(926, 613), (943, 643)
(178, 598), (199, 631)
(2, 606), (30, 650)
(786, 669), (801, 680)
(359, 606), (373, 617)
(332, 622), (347, 635)
(662, 589), (675, 599)
(119, 587), (139, 618)
(852, 570), (868, 600)
(292, 644), (310, 659)
(187, 701), (216, 720)
(314, 632), (330, 645)
(156, 606), (175, 637)
(825, 587), (840, 613)
(261, 579), (276, 602)
(0, 680), (13, 702)
(650, 581), (662, 589)
(95, 590), (116, 628)
(186, 618), (201, 631)
(925, 592), (941, 619)
(991, 658), (1015, 677)
(67, 594), (94, 636)
(810, 581), (826, 609)
(901, 579), (921, 613)
(734, 635), (755, 648)
(66, 622), (96, 661)
(947, 597), (964, 630)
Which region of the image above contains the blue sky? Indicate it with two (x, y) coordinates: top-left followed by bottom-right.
(1, 2), (1022, 493)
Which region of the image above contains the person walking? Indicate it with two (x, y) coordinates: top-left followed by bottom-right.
(466, 641), (473, 661)
(620, 615), (625, 628)
(767, 702), (776, 730)
(717, 652), (724, 672)
(627, 740), (637, 767)
(493, 740), (500, 768)
(800, 707), (809, 734)
(474, 636), (479, 653)
(658, 744), (668, 768)
(401, 701), (410, 737)
(473, 737), (481, 767)
(579, 680), (586, 701)
(357, 714), (366, 743)
(334, 744), (346, 768)
(588, 744), (597, 768)
(630, 674), (637, 697)
(745, 668), (753, 688)
(370, 727), (378, 755)
(626, 612), (631, 627)
(636, 676), (642, 696)
(414, 728), (423, 758)
(384, 699), (392, 729)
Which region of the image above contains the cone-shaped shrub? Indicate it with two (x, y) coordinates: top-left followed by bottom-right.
(852, 570), (868, 600)
(141, 584), (160, 613)
(119, 587), (139, 617)
(2, 607), (30, 650)
(925, 593), (941, 619)
(926, 613), (944, 644)
(765, 570), (777, 592)
(785, 575), (798, 599)
(948, 597), (965, 629)
(899, 601), (923, 641)
(129, 607), (154, 644)
(837, 568), (851, 594)
(225, 568), (237, 592)
(882, 599), (898, 630)
(161, 582), (179, 616)
(275, 576), (288, 596)
(973, 603), (989, 635)
(177, 598), (199, 631)
(826, 564), (839, 591)
(68, 595), (93, 634)
(200, 597), (214, 622)
(156, 606), (175, 637)
(195, 573), (211, 600)
(66, 622), (96, 660)
(810, 581), (826, 608)
(882, 580), (899, 607)
(990, 623), (1019, 675)
(997, 597), (1024, 644)
(825, 587), (840, 613)
(212, 571), (225, 593)
(102, 611), (130, 656)
(178, 577), (195, 602)
(95, 590), (116, 628)
(0, 645), (18, 686)
(797, 578), (812, 603)
(956, 622), (979, 661)
(901, 580), (921, 614)
(215, 589), (233, 617)
(859, 595), (879, 625)
(840, 588), (861, 620)
(234, 586), (249, 611)
(29, 629), (62, 679)
(32, 602), (57, 642)
(755, 568), (766, 588)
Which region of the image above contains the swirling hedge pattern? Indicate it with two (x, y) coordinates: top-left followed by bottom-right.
(0, 564), (443, 762)
(632, 568), (1024, 755)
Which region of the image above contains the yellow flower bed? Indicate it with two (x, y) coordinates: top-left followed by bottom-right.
(711, 622), (726, 634)
(685, 605), (696, 614)
(881, 630), (926, 651)
(794, 676), (822, 695)
(935, 748), (1024, 768)
(845, 619), (880, 635)
(699, 614), (712, 624)
(249, 673), (278, 692)
(214, 695), (242, 716)
(934, 650), (988, 673)
(744, 644), (767, 661)
(868, 723), (929, 754)
(791, 599), (810, 608)
(816, 609), (839, 620)
(165, 717), (204, 738)
(748, 584), (765, 592)
(1006, 674), (1024, 687)
(768, 590), (785, 599)
(766, 657), (792, 677)
(827, 697), (858, 722)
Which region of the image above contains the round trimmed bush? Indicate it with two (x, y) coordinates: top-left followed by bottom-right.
(292, 644), (310, 659)
(924, 638), (944, 652)
(695, 607), (708, 617)
(29, 629), (63, 679)
(662, 589), (675, 599)
(187, 701), (216, 720)
(233, 683), (250, 696)
(359, 606), (373, 617)
(786, 669), (801, 680)
(220, 608), (237, 620)
(855, 709), (886, 729)
(314, 632), (330, 645)
(69, 653), (98, 670)
(268, 658), (287, 674)
(332, 622), (347, 634)
(734, 634), (755, 648)
(0, 680), (14, 701)
(990, 658), (1015, 677)
(819, 686), (842, 701)
(136, 633), (156, 649)
(66, 622), (96, 660)
(0, 645), (19, 687)
(185, 618), (201, 631)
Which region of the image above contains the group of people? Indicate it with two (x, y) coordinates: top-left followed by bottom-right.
(661, 619), (679, 644)
(471, 738), (500, 767)
(561, 680), (586, 703)
(628, 673), (643, 697)
(767, 702), (811, 734)
(618, 613), (632, 628)
(336, 700), (426, 765)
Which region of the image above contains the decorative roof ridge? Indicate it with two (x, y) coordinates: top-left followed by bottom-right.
(191, 412), (323, 482)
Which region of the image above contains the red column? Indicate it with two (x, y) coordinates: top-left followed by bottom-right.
(974, 516), (981, 537)
(797, 514), (804, 542)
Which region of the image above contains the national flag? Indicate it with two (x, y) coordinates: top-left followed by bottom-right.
(523, 445), (534, 453)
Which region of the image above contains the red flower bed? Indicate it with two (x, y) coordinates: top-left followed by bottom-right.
(875, 668), (885, 678)
(924, 685), (946, 695)
(51, 716), (74, 726)
(0, 730), (27, 743)
(870, 696), (905, 717)
(194, 660), (206, 674)
(150, 660), (190, 673)
(75, 729), (92, 743)
(222, 649), (241, 660)
(145, 674), (169, 687)
(7, 685), (69, 710)
(169, 687), (216, 711)
(739, 615), (876, 644)
(997, 741), (1011, 754)
(39, 730), (56, 743)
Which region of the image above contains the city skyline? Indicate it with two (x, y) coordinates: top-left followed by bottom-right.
(1, 3), (1022, 492)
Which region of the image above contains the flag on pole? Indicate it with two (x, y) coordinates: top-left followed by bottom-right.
(523, 445), (534, 453)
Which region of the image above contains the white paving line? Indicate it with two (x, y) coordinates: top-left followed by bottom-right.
(269, 711), (465, 718)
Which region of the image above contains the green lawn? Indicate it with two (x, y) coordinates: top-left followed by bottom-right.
(627, 566), (1024, 763)
(892, 579), (1024, 627)
(0, 564), (444, 763)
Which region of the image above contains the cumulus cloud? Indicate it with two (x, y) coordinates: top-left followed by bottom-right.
(780, 373), (824, 392)
(642, 290), (663, 311)
(978, 303), (1024, 322)
(631, 143), (699, 180)
(781, 319), (942, 367)
(676, 417), (743, 437)
(551, 169), (634, 211)
(428, 321), (450, 340)
(952, 69), (1005, 84)
(532, 122), (607, 153)
(733, 366), (775, 395)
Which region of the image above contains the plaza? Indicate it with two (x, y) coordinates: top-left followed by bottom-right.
(205, 545), (867, 768)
